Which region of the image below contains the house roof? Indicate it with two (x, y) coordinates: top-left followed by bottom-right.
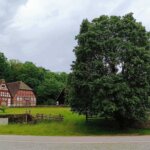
(7, 81), (33, 97)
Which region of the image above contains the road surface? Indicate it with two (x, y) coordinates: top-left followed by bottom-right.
(0, 135), (150, 150)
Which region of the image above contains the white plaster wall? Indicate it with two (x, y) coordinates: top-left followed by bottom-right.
(0, 118), (8, 125)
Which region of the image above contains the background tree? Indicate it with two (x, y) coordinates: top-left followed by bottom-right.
(68, 13), (150, 127)
(0, 52), (11, 80)
(37, 71), (68, 105)
(9, 60), (46, 92)
(9, 60), (68, 105)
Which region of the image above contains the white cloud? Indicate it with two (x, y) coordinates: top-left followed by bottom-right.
(0, 0), (149, 72)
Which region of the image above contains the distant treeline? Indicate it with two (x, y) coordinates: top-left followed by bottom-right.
(0, 52), (68, 105)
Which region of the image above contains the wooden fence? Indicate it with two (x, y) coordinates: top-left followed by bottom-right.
(0, 114), (33, 123)
(34, 114), (64, 121)
(0, 113), (64, 124)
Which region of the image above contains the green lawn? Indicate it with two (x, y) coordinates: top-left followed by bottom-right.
(0, 107), (150, 136)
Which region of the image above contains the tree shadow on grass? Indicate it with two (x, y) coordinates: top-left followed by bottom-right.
(71, 118), (142, 135)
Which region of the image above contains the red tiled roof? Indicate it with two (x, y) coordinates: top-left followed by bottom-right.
(7, 81), (33, 97)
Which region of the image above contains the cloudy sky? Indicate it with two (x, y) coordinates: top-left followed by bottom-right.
(0, 0), (149, 72)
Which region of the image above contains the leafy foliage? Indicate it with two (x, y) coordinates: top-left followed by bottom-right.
(0, 106), (7, 113)
(0, 55), (68, 105)
(36, 72), (68, 105)
(0, 52), (11, 80)
(68, 13), (150, 127)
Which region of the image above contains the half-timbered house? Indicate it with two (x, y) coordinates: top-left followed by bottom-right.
(0, 79), (11, 106)
(7, 81), (36, 107)
(0, 79), (36, 107)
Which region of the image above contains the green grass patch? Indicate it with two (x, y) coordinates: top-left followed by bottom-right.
(0, 107), (150, 136)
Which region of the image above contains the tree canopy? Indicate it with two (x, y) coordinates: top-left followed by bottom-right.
(0, 55), (68, 105)
(68, 13), (150, 127)
(0, 52), (11, 80)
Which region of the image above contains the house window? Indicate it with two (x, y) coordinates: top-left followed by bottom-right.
(1, 84), (5, 88)
(17, 97), (20, 101)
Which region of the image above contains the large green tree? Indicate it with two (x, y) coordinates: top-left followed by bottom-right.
(68, 13), (150, 127)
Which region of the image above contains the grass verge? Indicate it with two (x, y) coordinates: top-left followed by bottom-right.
(0, 107), (150, 136)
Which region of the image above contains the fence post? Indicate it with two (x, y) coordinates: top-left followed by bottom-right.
(25, 113), (28, 123)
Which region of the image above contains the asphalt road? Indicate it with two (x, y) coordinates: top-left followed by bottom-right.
(0, 135), (150, 150)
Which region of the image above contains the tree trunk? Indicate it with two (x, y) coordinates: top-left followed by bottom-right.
(85, 112), (88, 122)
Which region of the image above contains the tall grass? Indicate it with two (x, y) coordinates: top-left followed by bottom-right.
(0, 107), (150, 136)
